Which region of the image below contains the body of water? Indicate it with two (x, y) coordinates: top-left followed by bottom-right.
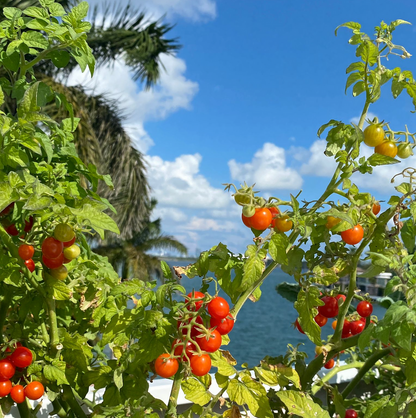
(164, 260), (386, 367)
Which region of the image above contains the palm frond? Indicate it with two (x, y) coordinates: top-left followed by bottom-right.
(88, 3), (181, 88)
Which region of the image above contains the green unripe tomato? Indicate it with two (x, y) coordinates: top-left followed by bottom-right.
(234, 193), (251, 206)
(50, 265), (68, 281)
(397, 143), (414, 159)
(363, 124), (385, 147)
(54, 223), (75, 242)
(63, 245), (80, 260)
(242, 205), (256, 217)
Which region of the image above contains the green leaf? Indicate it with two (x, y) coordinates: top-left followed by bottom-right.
(44, 363), (70, 385)
(294, 288), (323, 345)
(49, 3), (65, 16)
(335, 22), (361, 36)
(160, 261), (173, 280)
(181, 378), (211, 406)
(21, 31), (48, 49)
(70, 204), (120, 238)
(48, 50), (71, 68)
(113, 368), (123, 390)
(23, 196), (52, 211)
(358, 323), (374, 352)
(352, 81), (366, 96)
(268, 233), (289, 265)
(7, 147), (29, 168)
(367, 153), (400, 166)
(363, 396), (391, 418)
(401, 220), (415, 253)
(23, 6), (49, 20)
(227, 374), (273, 418)
(392, 79), (405, 99)
(345, 72), (363, 93)
(346, 62), (365, 74)
(3, 7), (22, 20)
(276, 390), (330, 418)
(18, 81), (40, 116)
(312, 265), (338, 285)
(0, 183), (16, 213)
(358, 264), (385, 278)
(356, 40), (379, 66)
(45, 276), (72, 301)
(210, 351), (237, 377)
(255, 364), (300, 388)
(241, 245), (266, 292)
(391, 321), (413, 351)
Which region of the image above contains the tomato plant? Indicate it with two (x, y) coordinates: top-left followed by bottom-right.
(318, 296), (339, 318)
(190, 354), (211, 376)
(341, 224), (364, 245)
(210, 314), (235, 335)
(0, 380), (11, 397)
(207, 296), (229, 319)
(374, 140), (398, 158)
(10, 347), (32, 368)
(0, 359), (15, 380)
(397, 143), (413, 158)
(274, 214), (293, 232)
(196, 329), (222, 353)
(18, 244), (34, 261)
(357, 301), (373, 317)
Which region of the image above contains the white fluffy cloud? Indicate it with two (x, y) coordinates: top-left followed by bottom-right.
(87, 0), (216, 21)
(145, 153), (229, 209)
(300, 139), (338, 177)
(66, 54), (198, 153)
(228, 143), (303, 190)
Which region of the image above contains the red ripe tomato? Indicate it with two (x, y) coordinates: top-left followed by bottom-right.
(24, 259), (35, 273)
(345, 409), (358, 418)
(10, 347), (33, 368)
(249, 208), (272, 231)
(295, 319), (305, 334)
(10, 385), (25, 404)
(187, 291), (205, 311)
(0, 380), (12, 397)
(242, 213), (253, 228)
(24, 381), (45, 400)
(172, 339), (196, 360)
(342, 320), (351, 338)
(210, 314), (234, 335)
(350, 320), (365, 336)
(190, 354), (211, 376)
(314, 313), (328, 327)
(154, 354), (178, 378)
(18, 245), (35, 261)
(372, 203), (381, 215)
(207, 297), (229, 320)
(341, 224), (364, 245)
(0, 359), (15, 380)
(324, 358), (335, 369)
(0, 203), (14, 217)
(24, 217), (34, 233)
(63, 236), (76, 248)
(5, 224), (18, 236)
(42, 253), (64, 269)
(318, 296), (339, 318)
(41, 237), (63, 259)
(196, 329), (222, 353)
(357, 301), (373, 317)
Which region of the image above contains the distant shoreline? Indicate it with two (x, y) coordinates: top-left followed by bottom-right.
(161, 256), (198, 263)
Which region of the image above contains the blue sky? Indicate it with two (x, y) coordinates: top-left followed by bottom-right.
(73, 0), (416, 255)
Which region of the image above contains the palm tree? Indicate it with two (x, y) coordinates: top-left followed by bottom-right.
(2, 0), (187, 274)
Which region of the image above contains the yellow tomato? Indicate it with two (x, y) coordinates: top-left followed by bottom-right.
(274, 215), (293, 232)
(325, 216), (341, 229)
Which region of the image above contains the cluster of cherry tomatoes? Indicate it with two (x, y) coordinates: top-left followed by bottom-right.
(296, 297), (373, 369)
(363, 122), (414, 159)
(17, 223), (80, 280)
(242, 206), (293, 233)
(0, 345), (44, 404)
(40, 223), (79, 280)
(154, 292), (234, 379)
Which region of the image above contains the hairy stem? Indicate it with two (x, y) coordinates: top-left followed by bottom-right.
(166, 367), (183, 418)
(200, 387), (227, 418)
(46, 298), (60, 349)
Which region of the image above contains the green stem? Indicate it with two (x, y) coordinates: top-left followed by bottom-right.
(62, 386), (88, 418)
(0, 289), (12, 344)
(46, 298), (60, 349)
(51, 400), (68, 418)
(312, 361), (364, 395)
(17, 399), (32, 418)
(341, 348), (390, 398)
(20, 47), (59, 76)
(200, 387), (227, 418)
(166, 367), (183, 418)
